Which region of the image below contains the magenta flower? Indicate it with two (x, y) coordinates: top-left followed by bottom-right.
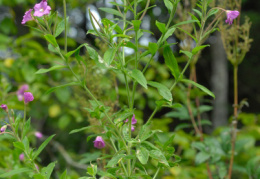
(131, 126), (135, 132)
(0, 125), (7, 133)
(21, 9), (33, 25)
(19, 153), (25, 161)
(24, 92), (34, 104)
(35, 132), (43, 139)
(225, 10), (240, 25)
(93, 136), (105, 149)
(0, 104), (8, 113)
(17, 84), (29, 101)
(125, 114), (137, 125)
(33, 0), (51, 17)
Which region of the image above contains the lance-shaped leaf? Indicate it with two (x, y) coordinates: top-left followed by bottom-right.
(163, 45), (180, 79)
(0, 168), (32, 178)
(136, 146), (149, 165)
(32, 134), (56, 160)
(181, 79), (215, 98)
(130, 69), (148, 89)
(45, 82), (81, 95)
(106, 154), (126, 168)
(35, 65), (67, 74)
(192, 45), (210, 55)
(148, 81), (172, 102)
(104, 48), (116, 65)
(44, 34), (58, 48)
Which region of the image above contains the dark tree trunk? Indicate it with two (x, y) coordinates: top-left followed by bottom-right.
(210, 31), (228, 129)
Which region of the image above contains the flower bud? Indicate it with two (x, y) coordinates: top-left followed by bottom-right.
(19, 153), (25, 161)
(0, 125), (7, 133)
(0, 104), (8, 113)
(35, 132), (43, 139)
(24, 92), (34, 104)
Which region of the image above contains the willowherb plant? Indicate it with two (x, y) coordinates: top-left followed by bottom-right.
(0, 0), (241, 178)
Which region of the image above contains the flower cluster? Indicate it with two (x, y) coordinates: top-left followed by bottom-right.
(22, 0), (51, 24)
(17, 84), (29, 101)
(125, 114), (137, 131)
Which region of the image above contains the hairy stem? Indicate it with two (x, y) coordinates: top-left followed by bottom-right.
(228, 65), (238, 179)
(63, 0), (67, 53)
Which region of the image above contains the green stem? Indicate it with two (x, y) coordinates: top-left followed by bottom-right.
(63, 0), (67, 53)
(21, 104), (27, 139)
(153, 167), (160, 179)
(146, 107), (158, 124)
(110, 138), (128, 176)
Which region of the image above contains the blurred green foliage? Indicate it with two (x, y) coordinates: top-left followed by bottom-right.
(0, 0), (260, 178)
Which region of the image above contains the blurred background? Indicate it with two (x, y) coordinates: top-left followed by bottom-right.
(0, 0), (259, 178)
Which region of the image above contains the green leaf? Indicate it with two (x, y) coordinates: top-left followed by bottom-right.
(45, 82), (81, 95)
(65, 44), (88, 58)
(86, 46), (99, 62)
(60, 170), (67, 179)
(148, 81), (172, 102)
(207, 9), (219, 19)
(33, 173), (45, 179)
(192, 45), (210, 55)
(136, 146), (149, 165)
(69, 125), (98, 134)
(44, 34), (58, 48)
(41, 162), (56, 179)
(181, 79), (215, 98)
(35, 65), (67, 74)
(193, 8), (202, 19)
(132, 20), (142, 32)
(180, 50), (193, 59)
(195, 151), (210, 164)
(0, 168), (32, 178)
(106, 154), (125, 168)
(163, 0), (173, 13)
(173, 20), (199, 27)
(32, 134), (56, 160)
(54, 17), (69, 37)
(99, 7), (122, 17)
(104, 48), (116, 65)
(130, 69), (148, 89)
(149, 150), (169, 167)
(163, 45), (180, 79)
(156, 21), (166, 34)
(13, 141), (25, 151)
(161, 26), (176, 42)
(176, 27), (198, 42)
(102, 18), (123, 34)
(148, 42), (158, 56)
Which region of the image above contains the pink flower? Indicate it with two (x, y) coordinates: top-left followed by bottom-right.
(93, 136), (105, 149)
(21, 9), (33, 25)
(0, 104), (8, 113)
(24, 92), (34, 104)
(19, 153), (25, 161)
(225, 10), (240, 25)
(17, 84), (29, 101)
(125, 114), (137, 125)
(35, 132), (43, 139)
(131, 126), (135, 132)
(33, 0), (51, 17)
(0, 125), (7, 133)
